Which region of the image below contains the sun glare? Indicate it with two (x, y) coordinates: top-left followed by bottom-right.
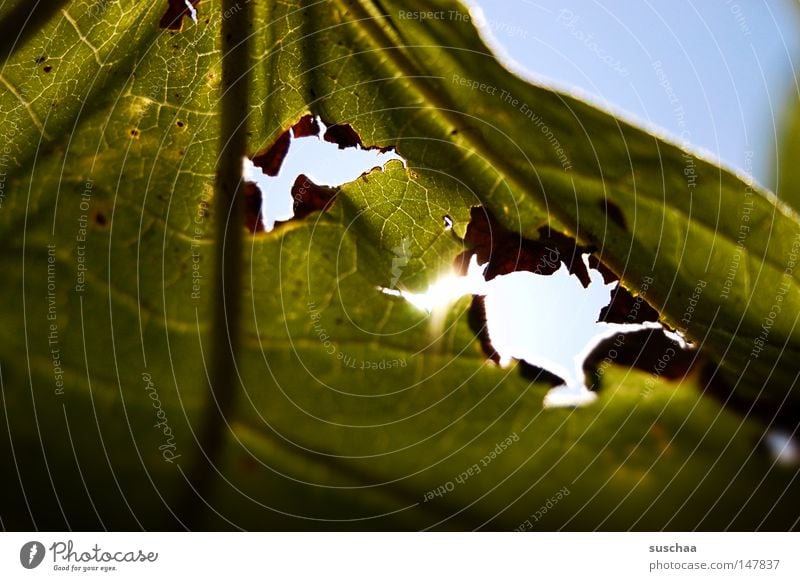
(380, 255), (487, 314)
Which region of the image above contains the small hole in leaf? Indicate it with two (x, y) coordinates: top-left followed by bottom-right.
(244, 115), (403, 231)
(443, 215), (453, 230)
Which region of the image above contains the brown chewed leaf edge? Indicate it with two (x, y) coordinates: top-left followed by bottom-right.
(599, 285), (660, 325)
(322, 119), (395, 153)
(243, 182), (265, 234)
(454, 206), (593, 285)
(583, 328), (695, 388)
(467, 296), (564, 387)
(455, 206), (660, 322)
(323, 123), (363, 149)
(252, 130), (291, 177)
(274, 174), (339, 225)
(250, 115), (321, 177)
(292, 114), (321, 138)
(467, 295), (500, 364)
(455, 205), (694, 396)
(159, 0), (200, 30)
(519, 360), (567, 388)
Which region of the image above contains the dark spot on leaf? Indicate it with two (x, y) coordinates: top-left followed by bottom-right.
(291, 114), (320, 138)
(600, 198), (627, 229)
(323, 123), (363, 149)
(454, 206), (594, 286)
(92, 211), (107, 227)
(35, 56), (45, 64)
(176, 121), (184, 128)
(583, 328), (694, 390)
(288, 174), (339, 221)
(43, 65), (52, 73)
(251, 130), (290, 177)
(598, 285), (660, 324)
(159, 0), (200, 30)
(243, 182), (265, 233)
(130, 129), (139, 138)
(467, 295), (499, 364)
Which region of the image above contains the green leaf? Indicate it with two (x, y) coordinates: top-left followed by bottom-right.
(0, 0), (798, 530)
(777, 92), (800, 213)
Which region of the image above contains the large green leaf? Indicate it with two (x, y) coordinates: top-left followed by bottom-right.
(0, 0), (798, 530)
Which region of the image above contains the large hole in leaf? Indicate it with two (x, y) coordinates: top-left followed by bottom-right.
(386, 206), (694, 409)
(243, 116), (403, 231)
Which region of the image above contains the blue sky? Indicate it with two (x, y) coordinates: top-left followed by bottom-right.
(471, 0), (800, 186)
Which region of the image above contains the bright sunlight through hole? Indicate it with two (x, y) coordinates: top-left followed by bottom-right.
(388, 254), (671, 408)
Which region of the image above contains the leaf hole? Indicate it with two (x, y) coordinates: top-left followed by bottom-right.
(385, 207), (693, 408)
(243, 115), (404, 231)
(159, 0), (200, 30)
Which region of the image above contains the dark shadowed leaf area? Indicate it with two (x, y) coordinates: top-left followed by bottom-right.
(1, 0), (799, 531)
